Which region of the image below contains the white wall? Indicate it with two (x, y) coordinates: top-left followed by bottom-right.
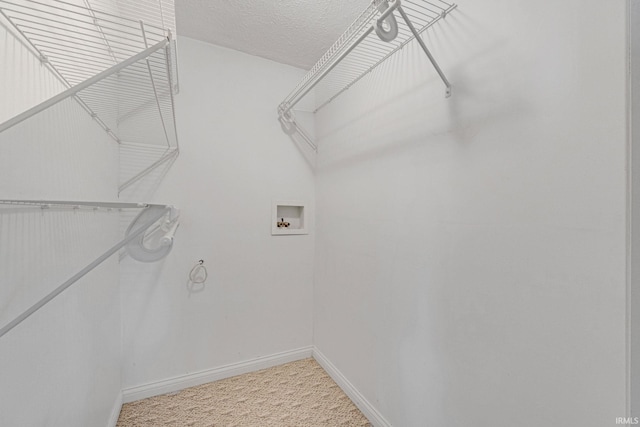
(313, 1), (628, 426)
(0, 17), (121, 427)
(631, 0), (640, 419)
(119, 38), (315, 389)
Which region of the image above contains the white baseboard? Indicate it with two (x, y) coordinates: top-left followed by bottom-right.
(121, 346), (313, 403)
(118, 345), (389, 427)
(312, 347), (392, 427)
(107, 391), (123, 427)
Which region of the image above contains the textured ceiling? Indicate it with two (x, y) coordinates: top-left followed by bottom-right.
(175, 0), (371, 70)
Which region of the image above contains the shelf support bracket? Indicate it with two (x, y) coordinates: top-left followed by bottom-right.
(396, 5), (452, 97)
(278, 110), (317, 151)
(0, 39), (169, 134)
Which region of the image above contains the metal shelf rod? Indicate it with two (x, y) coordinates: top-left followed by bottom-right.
(397, 4), (451, 96)
(277, 0), (456, 151)
(141, 20), (172, 148)
(282, 25), (375, 115)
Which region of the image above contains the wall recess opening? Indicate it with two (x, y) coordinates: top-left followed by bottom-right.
(272, 200), (307, 235)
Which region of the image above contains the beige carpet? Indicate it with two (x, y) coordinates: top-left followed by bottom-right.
(116, 358), (371, 427)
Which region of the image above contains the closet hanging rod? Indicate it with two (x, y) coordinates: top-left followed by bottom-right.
(0, 200), (177, 339)
(0, 38), (167, 134)
(283, 24), (375, 115)
(279, 0), (456, 117)
(141, 21), (171, 149)
(279, 2), (379, 115)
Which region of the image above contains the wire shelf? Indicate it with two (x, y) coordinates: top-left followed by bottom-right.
(279, 0), (456, 117)
(0, 199), (179, 339)
(0, 0), (179, 191)
(0, 0), (172, 86)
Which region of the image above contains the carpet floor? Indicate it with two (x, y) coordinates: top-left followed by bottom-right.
(116, 358), (372, 426)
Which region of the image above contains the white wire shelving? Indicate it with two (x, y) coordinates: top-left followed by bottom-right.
(0, 0), (179, 193)
(0, 199), (180, 339)
(278, 0), (457, 150)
